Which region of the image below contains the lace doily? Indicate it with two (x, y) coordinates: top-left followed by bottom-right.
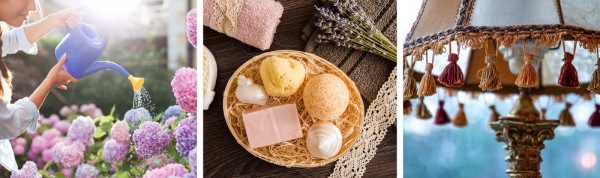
(329, 66), (397, 177)
(209, 0), (243, 37)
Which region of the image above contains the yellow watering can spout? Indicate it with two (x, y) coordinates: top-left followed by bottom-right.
(128, 75), (144, 92)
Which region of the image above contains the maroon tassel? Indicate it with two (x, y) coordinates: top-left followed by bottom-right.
(558, 52), (579, 87)
(438, 53), (464, 87)
(588, 104), (600, 127)
(434, 101), (451, 125)
(403, 100), (412, 115)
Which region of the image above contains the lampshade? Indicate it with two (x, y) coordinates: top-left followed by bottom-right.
(404, 0), (600, 94)
(405, 0), (600, 55)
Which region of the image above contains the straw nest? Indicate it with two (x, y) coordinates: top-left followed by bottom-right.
(223, 50), (364, 167)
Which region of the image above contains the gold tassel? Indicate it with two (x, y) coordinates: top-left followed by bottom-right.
(418, 63), (437, 96)
(403, 69), (418, 100)
(452, 103), (467, 127)
(415, 96), (432, 119)
(588, 58), (600, 94)
(477, 54), (502, 91)
(515, 54), (538, 88)
(559, 103), (576, 126)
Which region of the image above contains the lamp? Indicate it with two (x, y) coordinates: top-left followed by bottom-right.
(404, 0), (600, 177)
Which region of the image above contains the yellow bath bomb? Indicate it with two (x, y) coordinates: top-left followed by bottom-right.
(259, 56), (306, 97)
(303, 74), (350, 121)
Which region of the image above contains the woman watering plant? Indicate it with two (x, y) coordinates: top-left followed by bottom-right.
(0, 0), (83, 172)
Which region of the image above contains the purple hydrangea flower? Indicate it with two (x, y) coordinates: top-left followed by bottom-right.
(171, 68), (197, 115)
(133, 122), (171, 158)
(10, 161), (41, 178)
(75, 164), (99, 178)
(174, 116), (196, 156)
(163, 105), (182, 122)
(70, 105), (78, 112)
(124, 108), (152, 129)
(27, 151), (37, 161)
(110, 120), (130, 144)
(54, 120), (71, 134)
(67, 116), (95, 147)
(31, 137), (48, 153)
(142, 163), (189, 178)
(189, 147), (197, 176)
(102, 139), (129, 163)
(187, 9), (197, 47)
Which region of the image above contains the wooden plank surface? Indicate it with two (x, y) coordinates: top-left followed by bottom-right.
(202, 0), (396, 177)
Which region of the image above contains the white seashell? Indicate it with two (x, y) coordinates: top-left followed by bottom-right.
(235, 75), (268, 105)
(306, 121), (342, 159)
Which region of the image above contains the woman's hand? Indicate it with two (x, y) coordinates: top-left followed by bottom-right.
(46, 54), (79, 90)
(48, 8), (83, 29)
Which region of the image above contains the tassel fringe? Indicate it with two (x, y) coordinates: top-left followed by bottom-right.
(415, 96), (432, 119)
(434, 101), (451, 125)
(515, 54), (539, 88)
(558, 52), (580, 88)
(477, 55), (502, 91)
(559, 103), (576, 126)
(438, 53), (464, 87)
(418, 63), (437, 96)
(452, 103), (467, 127)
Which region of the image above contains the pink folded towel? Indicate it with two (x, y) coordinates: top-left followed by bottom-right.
(204, 0), (283, 50)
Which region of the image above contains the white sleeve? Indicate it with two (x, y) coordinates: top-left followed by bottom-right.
(0, 97), (39, 140)
(1, 27), (38, 57)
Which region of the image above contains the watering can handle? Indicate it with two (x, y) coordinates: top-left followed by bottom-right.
(73, 6), (109, 47)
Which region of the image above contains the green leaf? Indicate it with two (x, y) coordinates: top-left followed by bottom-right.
(94, 127), (107, 138)
(55, 171), (65, 178)
(43, 160), (53, 172)
(110, 105), (116, 116)
(165, 140), (180, 160)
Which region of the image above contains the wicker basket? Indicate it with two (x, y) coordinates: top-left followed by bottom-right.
(223, 50), (364, 168)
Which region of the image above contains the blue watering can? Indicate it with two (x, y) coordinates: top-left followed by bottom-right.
(54, 21), (144, 92)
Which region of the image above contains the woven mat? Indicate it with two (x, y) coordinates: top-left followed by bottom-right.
(302, 0), (397, 104)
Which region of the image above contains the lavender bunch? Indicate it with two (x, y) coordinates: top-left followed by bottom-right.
(315, 0), (397, 62)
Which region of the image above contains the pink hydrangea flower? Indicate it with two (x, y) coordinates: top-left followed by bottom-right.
(59, 106), (70, 117)
(13, 145), (25, 155)
(52, 141), (85, 168)
(31, 136), (48, 153)
(10, 161), (41, 178)
(42, 128), (61, 140)
(14, 138), (27, 146)
(171, 68), (197, 115)
(186, 9), (197, 47)
(42, 149), (53, 163)
(142, 163), (189, 178)
(110, 120), (130, 144)
(48, 114), (60, 126)
(61, 168), (72, 178)
(54, 120), (71, 134)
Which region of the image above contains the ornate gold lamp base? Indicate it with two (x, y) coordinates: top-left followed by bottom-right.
(490, 88), (559, 178)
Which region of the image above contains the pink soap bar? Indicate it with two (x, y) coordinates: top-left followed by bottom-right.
(242, 101), (302, 149)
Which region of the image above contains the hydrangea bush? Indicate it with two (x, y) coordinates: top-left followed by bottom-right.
(7, 103), (196, 177)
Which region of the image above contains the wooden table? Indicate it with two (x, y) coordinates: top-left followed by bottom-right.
(203, 0), (397, 177)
